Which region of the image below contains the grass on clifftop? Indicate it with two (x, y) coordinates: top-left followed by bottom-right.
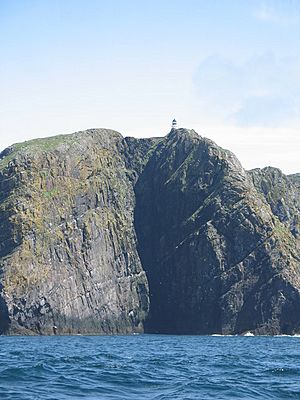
(0, 133), (78, 170)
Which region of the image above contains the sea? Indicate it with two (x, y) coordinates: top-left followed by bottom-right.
(0, 335), (299, 399)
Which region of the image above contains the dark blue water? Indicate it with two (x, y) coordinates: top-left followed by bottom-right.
(0, 335), (299, 399)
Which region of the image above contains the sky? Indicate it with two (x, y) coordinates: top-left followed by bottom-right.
(0, 0), (300, 173)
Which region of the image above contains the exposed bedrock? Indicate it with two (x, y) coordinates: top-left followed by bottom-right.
(0, 130), (149, 335)
(0, 127), (299, 335)
(134, 129), (300, 335)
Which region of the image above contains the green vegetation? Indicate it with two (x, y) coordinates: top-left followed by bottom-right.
(0, 133), (78, 170)
(43, 188), (60, 198)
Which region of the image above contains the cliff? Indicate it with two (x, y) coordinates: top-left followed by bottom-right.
(0, 130), (150, 335)
(0, 127), (299, 335)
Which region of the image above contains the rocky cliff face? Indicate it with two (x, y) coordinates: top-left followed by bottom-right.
(0, 130), (149, 335)
(135, 129), (300, 335)
(249, 167), (300, 240)
(0, 127), (299, 335)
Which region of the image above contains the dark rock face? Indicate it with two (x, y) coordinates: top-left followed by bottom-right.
(0, 130), (149, 335)
(0, 127), (299, 335)
(289, 173), (300, 191)
(0, 285), (9, 335)
(135, 129), (300, 335)
(249, 167), (300, 239)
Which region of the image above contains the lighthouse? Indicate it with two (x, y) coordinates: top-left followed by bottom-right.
(172, 118), (177, 129)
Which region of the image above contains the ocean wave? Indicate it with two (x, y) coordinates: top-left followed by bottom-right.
(0, 335), (299, 399)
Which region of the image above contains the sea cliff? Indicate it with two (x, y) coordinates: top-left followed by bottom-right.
(0, 127), (299, 335)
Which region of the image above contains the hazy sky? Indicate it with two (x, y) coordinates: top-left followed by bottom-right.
(1, 0), (299, 173)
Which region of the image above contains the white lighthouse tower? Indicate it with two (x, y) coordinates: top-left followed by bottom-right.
(172, 118), (177, 129)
